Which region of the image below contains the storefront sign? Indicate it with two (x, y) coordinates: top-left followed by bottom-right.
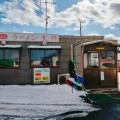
(34, 68), (50, 84)
(96, 47), (104, 50)
(0, 32), (59, 42)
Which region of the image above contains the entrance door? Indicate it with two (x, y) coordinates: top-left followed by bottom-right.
(83, 51), (117, 89)
(99, 51), (117, 88)
(84, 51), (100, 89)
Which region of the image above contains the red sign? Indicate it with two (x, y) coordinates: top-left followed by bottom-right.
(35, 72), (41, 76)
(0, 34), (8, 39)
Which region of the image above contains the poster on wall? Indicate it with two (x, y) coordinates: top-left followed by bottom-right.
(101, 71), (104, 80)
(34, 68), (50, 84)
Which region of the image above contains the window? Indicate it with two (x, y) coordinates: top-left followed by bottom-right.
(30, 49), (59, 67)
(100, 51), (115, 68)
(84, 51), (98, 68)
(0, 49), (20, 68)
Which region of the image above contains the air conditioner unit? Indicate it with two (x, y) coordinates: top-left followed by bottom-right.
(58, 73), (70, 84)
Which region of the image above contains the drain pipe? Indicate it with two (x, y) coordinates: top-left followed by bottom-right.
(71, 44), (73, 61)
(81, 45), (85, 77)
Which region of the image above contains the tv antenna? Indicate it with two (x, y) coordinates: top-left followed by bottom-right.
(79, 21), (85, 36)
(40, 0), (55, 34)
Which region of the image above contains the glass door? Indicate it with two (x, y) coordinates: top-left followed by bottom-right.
(84, 51), (99, 88)
(100, 51), (117, 87)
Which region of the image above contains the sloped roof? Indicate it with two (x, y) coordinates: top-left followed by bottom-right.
(0, 45), (22, 48)
(28, 45), (61, 49)
(80, 40), (120, 47)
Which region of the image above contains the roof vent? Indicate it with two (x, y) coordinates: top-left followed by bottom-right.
(1, 41), (6, 46)
(42, 42), (47, 46)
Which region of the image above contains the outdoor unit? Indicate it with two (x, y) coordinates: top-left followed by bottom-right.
(57, 73), (70, 84)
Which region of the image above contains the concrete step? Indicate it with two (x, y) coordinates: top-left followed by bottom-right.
(89, 89), (120, 98)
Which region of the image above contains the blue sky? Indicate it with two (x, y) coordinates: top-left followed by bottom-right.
(0, 0), (120, 41)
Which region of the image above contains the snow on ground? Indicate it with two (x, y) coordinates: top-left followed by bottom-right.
(0, 84), (98, 119)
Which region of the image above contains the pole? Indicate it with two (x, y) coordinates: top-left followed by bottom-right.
(46, 0), (48, 34)
(80, 21), (81, 36)
(40, 0), (55, 34)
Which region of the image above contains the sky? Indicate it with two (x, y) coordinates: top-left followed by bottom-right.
(0, 84), (98, 119)
(0, 0), (120, 41)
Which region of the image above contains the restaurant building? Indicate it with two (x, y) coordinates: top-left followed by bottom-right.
(0, 32), (119, 89)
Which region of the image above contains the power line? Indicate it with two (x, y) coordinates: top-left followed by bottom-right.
(5, 0), (71, 33)
(27, 0), (68, 25)
(5, 0), (49, 33)
(26, 0), (68, 32)
(7, 0), (45, 19)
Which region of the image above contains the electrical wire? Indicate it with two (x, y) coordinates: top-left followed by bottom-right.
(5, 0), (75, 31)
(27, 0), (68, 24)
(4, 0), (46, 32)
(26, 0), (80, 30)
(12, 0), (69, 27)
(6, 0), (45, 20)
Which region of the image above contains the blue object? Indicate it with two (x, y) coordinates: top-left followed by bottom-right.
(77, 75), (84, 84)
(74, 74), (84, 84)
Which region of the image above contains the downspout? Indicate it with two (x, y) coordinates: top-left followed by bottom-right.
(81, 45), (85, 77)
(71, 44), (73, 61)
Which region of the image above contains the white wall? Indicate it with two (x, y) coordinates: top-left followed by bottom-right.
(118, 73), (120, 90)
(118, 53), (120, 60)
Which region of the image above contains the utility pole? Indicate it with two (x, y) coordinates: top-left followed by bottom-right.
(45, 0), (48, 34)
(40, 0), (55, 34)
(80, 21), (81, 36)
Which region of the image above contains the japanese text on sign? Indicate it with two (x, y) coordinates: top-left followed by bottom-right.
(34, 68), (50, 84)
(0, 32), (59, 42)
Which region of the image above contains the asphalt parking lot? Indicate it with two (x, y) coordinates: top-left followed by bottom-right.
(64, 103), (120, 120)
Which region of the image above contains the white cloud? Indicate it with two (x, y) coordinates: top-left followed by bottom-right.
(23, 31), (34, 33)
(1, 18), (12, 24)
(54, 0), (120, 30)
(85, 33), (120, 42)
(104, 34), (120, 41)
(0, 0), (45, 26)
(0, 0), (120, 31)
(85, 33), (100, 36)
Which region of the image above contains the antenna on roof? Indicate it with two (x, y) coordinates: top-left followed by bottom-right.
(79, 20), (85, 36)
(40, 0), (56, 34)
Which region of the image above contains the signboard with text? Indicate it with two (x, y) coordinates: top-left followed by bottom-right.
(34, 68), (50, 84)
(0, 32), (59, 42)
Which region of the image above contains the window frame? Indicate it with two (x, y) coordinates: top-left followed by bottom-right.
(84, 50), (115, 69)
(30, 48), (60, 68)
(0, 48), (20, 69)
(84, 51), (99, 68)
(100, 51), (115, 68)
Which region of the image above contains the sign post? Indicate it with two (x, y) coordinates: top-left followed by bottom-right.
(34, 68), (50, 84)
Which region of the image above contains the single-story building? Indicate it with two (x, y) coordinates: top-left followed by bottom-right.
(73, 40), (120, 89)
(0, 32), (119, 90)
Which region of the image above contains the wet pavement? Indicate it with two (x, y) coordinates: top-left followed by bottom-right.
(0, 103), (120, 120)
(64, 92), (120, 120)
(64, 103), (120, 120)
(0, 98), (120, 120)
